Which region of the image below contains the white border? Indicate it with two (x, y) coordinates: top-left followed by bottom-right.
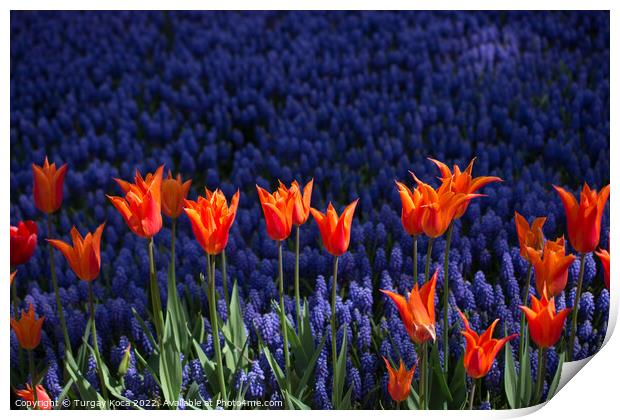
(3, 2), (616, 418)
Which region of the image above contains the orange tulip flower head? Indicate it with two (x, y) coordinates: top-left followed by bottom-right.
(256, 183), (297, 241)
(161, 170), (192, 219)
(15, 384), (52, 410)
(514, 211), (546, 262)
(310, 199), (359, 256)
(595, 245), (610, 289)
(395, 180), (425, 236)
(107, 165), (164, 238)
(184, 188), (240, 255)
(458, 309), (518, 379)
(383, 357), (416, 402)
(381, 270), (438, 344)
(554, 183), (610, 253)
(32, 157), (68, 214)
(47, 223), (105, 282)
(429, 157), (502, 219)
(11, 303), (44, 350)
(520, 292), (571, 348)
(527, 236), (576, 297)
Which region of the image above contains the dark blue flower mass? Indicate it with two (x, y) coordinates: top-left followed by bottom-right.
(10, 10), (609, 409)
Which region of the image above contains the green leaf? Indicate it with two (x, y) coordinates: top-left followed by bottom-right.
(65, 351), (105, 407)
(429, 342), (452, 408)
(261, 345), (287, 393)
(518, 329), (532, 407)
(295, 333), (327, 398)
(405, 384), (420, 410)
(134, 347), (163, 389)
(332, 323), (349, 409)
(54, 379), (74, 410)
(159, 316), (183, 405)
(448, 355), (467, 409)
(224, 334), (250, 390)
(287, 392), (312, 410)
(546, 352), (565, 401)
(221, 281), (249, 371)
(131, 307), (159, 354)
(504, 339), (519, 409)
(76, 317), (93, 368)
(167, 262), (190, 355)
(193, 339), (220, 398)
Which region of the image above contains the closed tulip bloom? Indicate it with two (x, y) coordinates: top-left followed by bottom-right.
(289, 179), (313, 225)
(11, 271), (17, 285)
(10, 220), (38, 266)
(161, 170), (192, 219)
(310, 199), (359, 256)
(47, 223), (105, 282)
(184, 188), (240, 255)
(383, 357), (416, 402)
(429, 157), (502, 219)
(412, 174), (480, 238)
(15, 384), (52, 410)
(11, 303), (44, 350)
(527, 237), (576, 297)
(107, 166), (164, 238)
(520, 293), (571, 348)
(32, 157), (68, 214)
(595, 246), (610, 289)
(458, 309), (518, 379)
(395, 180), (425, 236)
(514, 211), (546, 262)
(554, 183), (610, 253)
(381, 271), (438, 344)
(257, 184), (297, 241)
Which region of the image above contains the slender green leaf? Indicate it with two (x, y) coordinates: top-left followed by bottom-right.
(519, 329), (532, 407)
(429, 342), (452, 408)
(448, 355), (467, 409)
(546, 352), (565, 401)
(167, 263), (189, 355)
(131, 307), (159, 354)
(332, 323), (348, 408)
(65, 351), (105, 407)
(287, 392), (311, 410)
(504, 339), (519, 409)
(193, 338), (220, 397)
(295, 333), (327, 398)
(159, 318), (183, 404)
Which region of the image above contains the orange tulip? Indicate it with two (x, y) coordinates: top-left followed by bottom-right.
(458, 309), (518, 379)
(288, 179), (314, 226)
(161, 170), (192, 219)
(381, 271), (438, 344)
(554, 183), (610, 253)
(15, 384), (52, 410)
(32, 157), (68, 214)
(256, 184), (297, 241)
(10, 303), (44, 350)
(10, 271), (16, 285)
(184, 188), (240, 255)
(47, 223), (105, 282)
(412, 173), (480, 238)
(383, 357), (416, 402)
(520, 292), (571, 348)
(429, 157), (502, 219)
(107, 166), (164, 238)
(395, 180), (425, 236)
(310, 199), (359, 256)
(527, 237), (576, 297)
(595, 247), (610, 289)
(514, 212), (546, 262)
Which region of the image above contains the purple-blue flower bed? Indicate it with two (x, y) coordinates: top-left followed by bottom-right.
(10, 11), (609, 410)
